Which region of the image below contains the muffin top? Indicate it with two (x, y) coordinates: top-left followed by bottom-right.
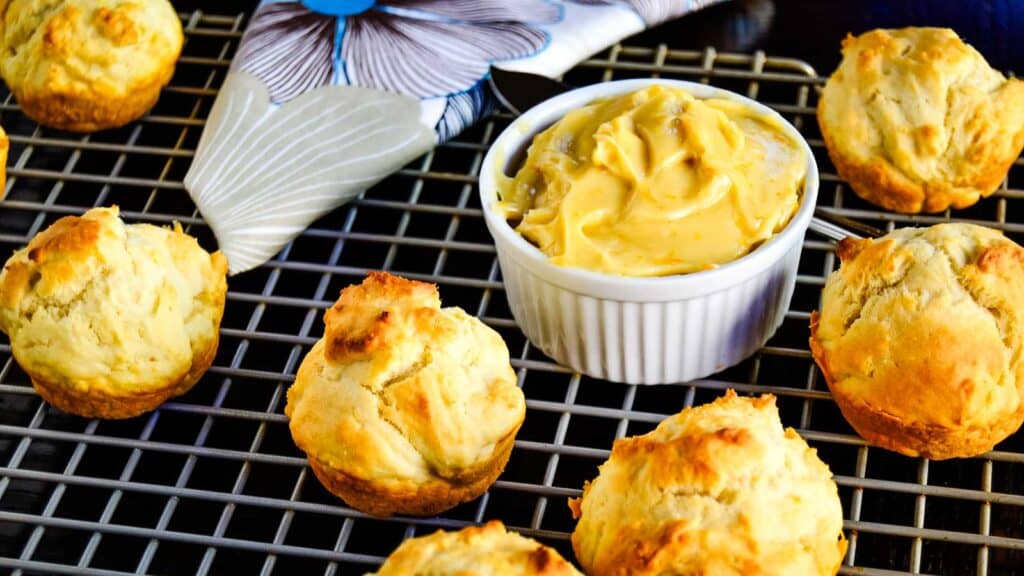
(0, 206), (227, 393)
(0, 0), (183, 98)
(500, 84), (806, 276)
(286, 272), (525, 484)
(812, 224), (1024, 434)
(368, 521), (582, 576)
(569, 391), (846, 576)
(818, 27), (1024, 213)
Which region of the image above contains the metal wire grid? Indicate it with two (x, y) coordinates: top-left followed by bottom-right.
(0, 9), (1022, 576)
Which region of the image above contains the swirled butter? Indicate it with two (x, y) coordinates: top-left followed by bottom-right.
(498, 85), (807, 276)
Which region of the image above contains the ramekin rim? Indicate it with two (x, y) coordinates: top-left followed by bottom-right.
(478, 78), (819, 299)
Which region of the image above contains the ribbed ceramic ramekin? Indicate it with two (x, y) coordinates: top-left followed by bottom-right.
(479, 78), (818, 385)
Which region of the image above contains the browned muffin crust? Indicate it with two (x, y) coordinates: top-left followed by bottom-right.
(811, 225), (1024, 459)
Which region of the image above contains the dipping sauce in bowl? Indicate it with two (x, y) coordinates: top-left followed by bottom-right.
(478, 78), (818, 383)
(498, 84), (808, 276)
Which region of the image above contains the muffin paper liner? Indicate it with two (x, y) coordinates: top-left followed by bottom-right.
(184, 0), (724, 274)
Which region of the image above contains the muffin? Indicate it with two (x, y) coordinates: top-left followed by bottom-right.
(811, 224), (1024, 459)
(368, 520), (583, 575)
(286, 271), (526, 517)
(0, 206), (228, 418)
(0, 0), (184, 132)
(818, 27), (1024, 213)
(569, 390), (847, 575)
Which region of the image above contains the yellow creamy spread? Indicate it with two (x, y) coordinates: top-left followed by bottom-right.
(498, 85), (807, 276)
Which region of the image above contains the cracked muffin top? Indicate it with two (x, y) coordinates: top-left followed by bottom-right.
(0, 206), (227, 395)
(368, 521), (582, 576)
(285, 271), (525, 484)
(818, 27), (1024, 213)
(0, 0), (183, 131)
(811, 224), (1024, 458)
(569, 390), (846, 576)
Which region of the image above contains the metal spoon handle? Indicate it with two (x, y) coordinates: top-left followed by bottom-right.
(809, 215), (857, 241)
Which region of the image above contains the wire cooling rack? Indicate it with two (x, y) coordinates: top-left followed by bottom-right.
(1, 10), (1023, 576)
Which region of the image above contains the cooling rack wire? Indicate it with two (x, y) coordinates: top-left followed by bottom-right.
(0, 10), (1023, 576)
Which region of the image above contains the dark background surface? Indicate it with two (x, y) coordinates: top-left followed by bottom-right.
(174, 0), (1024, 76)
(658, 0), (1024, 74)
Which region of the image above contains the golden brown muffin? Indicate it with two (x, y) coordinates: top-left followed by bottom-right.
(0, 206), (228, 418)
(0, 0), (183, 132)
(569, 390), (847, 576)
(286, 272), (526, 517)
(818, 28), (1024, 213)
(367, 520), (583, 576)
(811, 224), (1024, 459)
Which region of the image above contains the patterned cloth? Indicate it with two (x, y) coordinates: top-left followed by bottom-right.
(185, 0), (724, 273)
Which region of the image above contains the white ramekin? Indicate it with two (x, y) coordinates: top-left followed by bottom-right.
(479, 79), (818, 385)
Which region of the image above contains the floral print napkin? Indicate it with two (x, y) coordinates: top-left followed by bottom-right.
(185, 0), (724, 274)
